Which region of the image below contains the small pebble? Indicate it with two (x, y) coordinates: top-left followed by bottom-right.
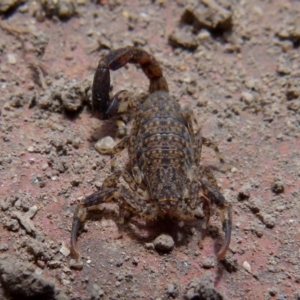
(69, 259), (84, 270)
(231, 167), (238, 173)
(271, 179), (284, 194)
(34, 267), (43, 276)
(268, 288), (277, 296)
(132, 257), (138, 266)
(63, 267), (72, 275)
(48, 260), (61, 268)
(244, 78), (259, 90)
(72, 137), (81, 149)
(197, 100), (208, 107)
(115, 259), (123, 267)
(41, 163), (48, 171)
(240, 91), (254, 104)
(27, 146), (35, 153)
(61, 279), (71, 286)
(36, 260), (45, 269)
(145, 243), (155, 250)
(254, 226), (264, 238)
(246, 198), (261, 213)
(201, 256), (215, 269)
(198, 29), (211, 40)
(92, 283), (104, 297)
(242, 261), (251, 273)
(153, 234), (175, 252)
(258, 212), (276, 228)
(221, 255), (238, 273)
(276, 205), (286, 212)
(94, 181), (102, 188)
(94, 136), (115, 153)
(0, 243), (9, 251)
(60, 244), (70, 257)
(167, 283), (179, 298)
(238, 184), (251, 201)
(7, 53), (17, 64)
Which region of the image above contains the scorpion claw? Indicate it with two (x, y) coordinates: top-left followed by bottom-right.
(217, 203), (232, 260)
(106, 90), (128, 116)
(70, 205), (87, 259)
(92, 60), (111, 119)
(70, 207), (80, 259)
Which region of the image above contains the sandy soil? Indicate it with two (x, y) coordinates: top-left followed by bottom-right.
(0, 0), (300, 299)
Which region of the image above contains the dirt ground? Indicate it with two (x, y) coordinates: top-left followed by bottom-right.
(0, 0), (300, 299)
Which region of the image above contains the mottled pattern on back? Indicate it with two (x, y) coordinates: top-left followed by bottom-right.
(131, 91), (193, 202)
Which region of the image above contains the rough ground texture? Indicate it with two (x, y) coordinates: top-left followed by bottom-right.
(0, 0), (300, 299)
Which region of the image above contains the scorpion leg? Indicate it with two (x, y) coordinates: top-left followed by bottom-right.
(97, 136), (130, 155)
(189, 115), (231, 258)
(184, 111), (227, 169)
(183, 109), (198, 141)
(199, 165), (218, 187)
(92, 47), (169, 119)
(200, 167), (232, 260)
(95, 136), (130, 173)
(71, 170), (150, 259)
(193, 129), (227, 168)
(191, 124), (231, 259)
(201, 137), (228, 168)
(183, 111), (226, 182)
(70, 187), (118, 259)
(182, 110), (201, 181)
(104, 167), (147, 200)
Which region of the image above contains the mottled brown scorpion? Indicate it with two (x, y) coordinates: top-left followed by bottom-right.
(70, 46), (232, 260)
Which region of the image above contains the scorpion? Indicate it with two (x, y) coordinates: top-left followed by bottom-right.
(70, 46), (232, 260)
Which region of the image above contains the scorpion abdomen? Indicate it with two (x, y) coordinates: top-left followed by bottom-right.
(132, 91), (194, 204)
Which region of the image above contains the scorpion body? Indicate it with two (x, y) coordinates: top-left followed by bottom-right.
(71, 47), (232, 260)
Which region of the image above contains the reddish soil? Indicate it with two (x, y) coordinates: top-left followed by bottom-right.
(0, 0), (300, 299)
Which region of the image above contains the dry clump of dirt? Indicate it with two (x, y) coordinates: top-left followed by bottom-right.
(1, 196), (39, 235)
(186, 274), (226, 300)
(35, 76), (92, 113)
(0, 194), (75, 298)
(0, 0), (24, 14)
(153, 233), (175, 252)
(0, 0), (77, 20)
(37, 0), (76, 20)
(169, 0), (238, 52)
(0, 254), (67, 300)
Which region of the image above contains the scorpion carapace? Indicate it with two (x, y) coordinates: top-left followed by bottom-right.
(70, 46), (232, 261)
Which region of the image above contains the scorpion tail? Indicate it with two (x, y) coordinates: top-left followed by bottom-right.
(92, 47), (169, 119)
